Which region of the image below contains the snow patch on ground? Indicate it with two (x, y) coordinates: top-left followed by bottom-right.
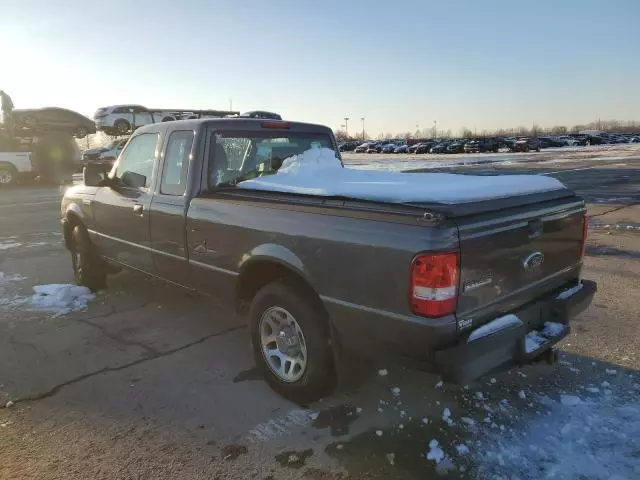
(426, 439), (445, 464)
(3, 284), (95, 317)
(0, 242), (22, 251)
(0, 272), (26, 286)
(473, 395), (640, 480)
(239, 148), (566, 205)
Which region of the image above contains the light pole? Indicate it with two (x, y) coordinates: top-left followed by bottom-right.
(361, 116), (365, 140)
(344, 117), (350, 138)
(433, 120), (437, 139)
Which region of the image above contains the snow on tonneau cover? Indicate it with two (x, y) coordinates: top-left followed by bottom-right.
(239, 148), (584, 325)
(237, 147), (567, 204)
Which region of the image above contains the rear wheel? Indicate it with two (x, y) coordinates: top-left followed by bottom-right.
(114, 119), (130, 135)
(70, 225), (106, 291)
(0, 165), (17, 186)
(250, 282), (335, 403)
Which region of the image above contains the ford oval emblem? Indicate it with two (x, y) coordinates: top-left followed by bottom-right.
(523, 252), (544, 270)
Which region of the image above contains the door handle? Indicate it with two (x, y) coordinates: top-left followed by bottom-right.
(133, 205), (144, 215)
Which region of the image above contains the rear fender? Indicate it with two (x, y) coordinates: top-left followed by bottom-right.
(237, 243), (309, 281)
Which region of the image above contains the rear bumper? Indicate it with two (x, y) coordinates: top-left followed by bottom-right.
(434, 279), (597, 382)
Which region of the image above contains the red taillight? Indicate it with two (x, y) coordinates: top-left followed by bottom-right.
(261, 121), (291, 129)
(580, 214), (588, 259)
(410, 252), (459, 318)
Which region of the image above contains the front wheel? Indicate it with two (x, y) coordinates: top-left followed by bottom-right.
(71, 225), (106, 291)
(250, 282), (335, 403)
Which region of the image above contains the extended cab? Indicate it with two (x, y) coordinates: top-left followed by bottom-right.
(61, 119), (596, 402)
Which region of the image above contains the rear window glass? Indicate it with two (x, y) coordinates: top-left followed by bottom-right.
(208, 131), (335, 188)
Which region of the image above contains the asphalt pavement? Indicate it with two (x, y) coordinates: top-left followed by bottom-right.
(0, 150), (638, 480)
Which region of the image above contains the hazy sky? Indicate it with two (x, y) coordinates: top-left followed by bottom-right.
(2, 0), (639, 135)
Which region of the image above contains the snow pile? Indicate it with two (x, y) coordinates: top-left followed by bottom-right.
(467, 314), (522, 343)
(238, 148), (567, 205)
(473, 395), (640, 479)
(442, 408), (453, 426)
(525, 321), (568, 353)
(14, 284), (95, 316)
(426, 439), (445, 464)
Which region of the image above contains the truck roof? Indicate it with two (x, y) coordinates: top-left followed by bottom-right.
(133, 118), (333, 135)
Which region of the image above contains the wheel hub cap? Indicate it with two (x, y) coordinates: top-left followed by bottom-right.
(259, 306), (308, 383)
(276, 326), (299, 355)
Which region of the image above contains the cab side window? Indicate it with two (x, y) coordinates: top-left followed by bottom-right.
(113, 133), (158, 188)
(161, 131), (193, 196)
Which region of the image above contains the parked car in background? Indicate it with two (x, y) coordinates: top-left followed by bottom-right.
(414, 141), (436, 154)
(464, 138), (498, 153)
(354, 142), (370, 153)
(538, 137), (566, 148)
(12, 108), (96, 139)
(366, 143), (380, 154)
(81, 137), (129, 171)
(394, 144), (409, 154)
(557, 136), (578, 146)
(430, 142), (449, 154)
(239, 111), (282, 120)
(94, 105), (180, 136)
(408, 142), (424, 153)
(569, 134), (604, 146)
(381, 143), (397, 154)
(0, 132), (36, 186)
(339, 141), (360, 152)
(512, 137), (541, 152)
(446, 141), (465, 154)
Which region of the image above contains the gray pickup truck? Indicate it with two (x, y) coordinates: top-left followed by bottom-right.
(61, 118), (596, 402)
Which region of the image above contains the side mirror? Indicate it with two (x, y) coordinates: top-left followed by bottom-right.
(83, 163), (108, 187)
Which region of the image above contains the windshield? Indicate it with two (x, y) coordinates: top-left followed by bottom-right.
(209, 131), (337, 188)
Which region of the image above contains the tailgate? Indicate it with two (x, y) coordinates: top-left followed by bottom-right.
(455, 197), (586, 329)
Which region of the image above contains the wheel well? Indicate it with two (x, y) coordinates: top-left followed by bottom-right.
(236, 260), (328, 325)
(0, 161), (17, 171)
(63, 212), (82, 250)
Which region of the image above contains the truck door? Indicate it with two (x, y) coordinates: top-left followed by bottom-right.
(90, 132), (158, 273)
(149, 130), (194, 286)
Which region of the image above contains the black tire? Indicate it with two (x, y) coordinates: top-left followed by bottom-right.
(70, 225), (106, 291)
(0, 164), (18, 186)
(249, 281), (335, 404)
(114, 119), (130, 135)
